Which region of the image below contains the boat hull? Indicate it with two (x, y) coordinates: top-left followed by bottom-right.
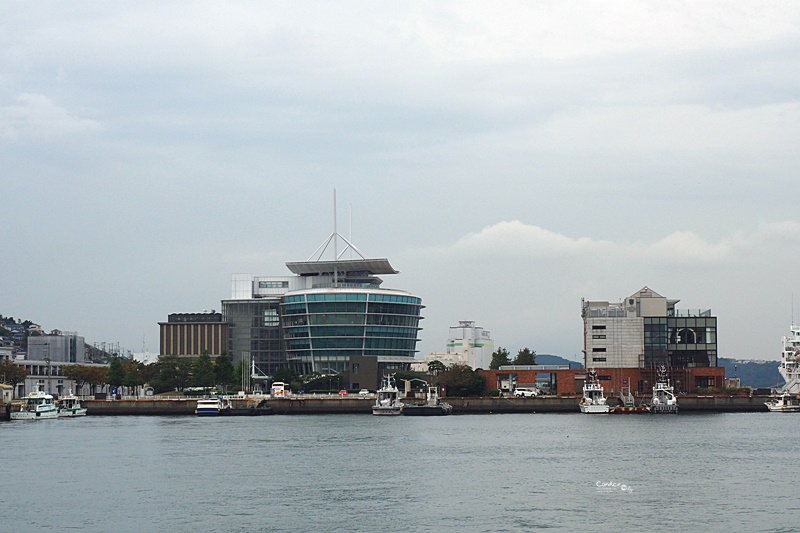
(58, 408), (88, 417)
(580, 403), (610, 414)
(11, 409), (59, 420)
(651, 404), (678, 414)
(610, 406), (650, 414)
(402, 405), (452, 416)
(372, 406), (402, 416)
(218, 407), (274, 416)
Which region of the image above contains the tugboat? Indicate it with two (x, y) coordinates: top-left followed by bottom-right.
(57, 390), (88, 417)
(579, 370), (610, 414)
(372, 374), (403, 416)
(402, 384), (453, 416)
(650, 366), (678, 414)
(765, 325), (800, 412)
(11, 387), (59, 420)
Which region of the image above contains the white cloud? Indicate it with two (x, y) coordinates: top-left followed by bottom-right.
(0, 93), (102, 140)
(452, 220), (613, 257)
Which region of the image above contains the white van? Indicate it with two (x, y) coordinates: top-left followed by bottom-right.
(514, 387), (538, 397)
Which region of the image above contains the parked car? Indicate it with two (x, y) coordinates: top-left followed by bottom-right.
(338, 389), (349, 396)
(514, 387), (538, 397)
(358, 389), (371, 397)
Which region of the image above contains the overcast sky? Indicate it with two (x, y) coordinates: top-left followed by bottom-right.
(3, 2), (799, 362)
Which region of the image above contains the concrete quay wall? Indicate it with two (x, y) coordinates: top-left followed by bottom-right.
(74, 395), (769, 415)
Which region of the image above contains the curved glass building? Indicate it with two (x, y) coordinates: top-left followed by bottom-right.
(282, 288), (424, 375)
(223, 254), (424, 388)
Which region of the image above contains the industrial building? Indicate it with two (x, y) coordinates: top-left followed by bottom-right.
(418, 320), (494, 370)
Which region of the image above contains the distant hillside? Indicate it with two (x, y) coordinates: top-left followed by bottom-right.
(536, 354), (583, 368)
(718, 357), (782, 389)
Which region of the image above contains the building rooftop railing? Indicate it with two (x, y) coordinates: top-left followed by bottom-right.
(674, 309), (713, 317)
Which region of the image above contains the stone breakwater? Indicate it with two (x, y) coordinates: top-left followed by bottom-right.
(54, 394), (771, 416)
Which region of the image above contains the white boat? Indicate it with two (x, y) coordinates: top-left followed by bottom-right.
(777, 325), (800, 395)
(195, 397), (223, 416)
(765, 392), (800, 412)
(11, 388), (59, 420)
(579, 370), (610, 414)
(58, 390), (88, 417)
(372, 374), (403, 416)
(765, 326), (800, 412)
(650, 366), (678, 414)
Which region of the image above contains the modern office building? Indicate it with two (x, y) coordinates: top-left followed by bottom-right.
(582, 286), (722, 392)
(222, 233), (424, 389)
(158, 312), (228, 359)
(582, 286), (718, 369)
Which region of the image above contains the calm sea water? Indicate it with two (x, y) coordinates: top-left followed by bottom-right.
(2, 413), (798, 532)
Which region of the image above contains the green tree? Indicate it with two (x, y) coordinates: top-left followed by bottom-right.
(107, 357), (126, 393)
(272, 367), (296, 384)
(214, 353), (235, 391)
(85, 366), (108, 396)
(0, 359), (28, 398)
(437, 364), (486, 397)
(123, 361), (143, 396)
(489, 347), (511, 370)
(514, 347), (536, 366)
(427, 360), (446, 376)
(61, 364), (93, 395)
(191, 352), (215, 391)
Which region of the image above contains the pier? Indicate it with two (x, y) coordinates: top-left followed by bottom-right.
(49, 393), (773, 416)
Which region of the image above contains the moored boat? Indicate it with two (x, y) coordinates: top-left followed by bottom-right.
(579, 370), (610, 414)
(764, 325), (800, 412)
(402, 384), (452, 416)
(195, 397), (223, 416)
(610, 382), (650, 414)
(650, 366), (678, 414)
(765, 392), (800, 412)
(57, 390), (88, 417)
(372, 374), (403, 416)
(11, 388), (59, 420)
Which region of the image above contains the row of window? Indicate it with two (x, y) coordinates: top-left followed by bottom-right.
(283, 293), (421, 304)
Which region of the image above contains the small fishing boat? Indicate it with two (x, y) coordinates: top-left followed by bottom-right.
(58, 390), (88, 417)
(579, 370), (610, 414)
(11, 387), (59, 420)
(610, 382), (649, 414)
(765, 392), (800, 413)
(372, 374), (403, 416)
(402, 384), (452, 416)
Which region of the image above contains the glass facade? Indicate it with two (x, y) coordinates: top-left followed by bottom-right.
(281, 290), (423, 375)
(222, 299), (286, 377)
(644, 316), (717, 368)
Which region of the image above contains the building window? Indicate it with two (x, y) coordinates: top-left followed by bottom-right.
(592, 357), (607, 362)
(592, 325), (606, 330)
(592, 348), (606, 352)
(592, 335), (606, 339)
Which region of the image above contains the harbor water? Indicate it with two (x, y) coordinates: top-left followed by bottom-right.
(2, 413), (798, 532)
